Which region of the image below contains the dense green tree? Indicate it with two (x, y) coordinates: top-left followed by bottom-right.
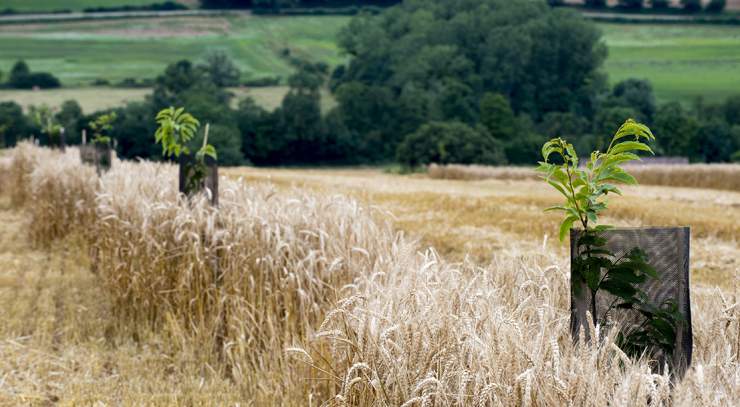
(608, 79), (656, 123)
(152, 60), (203, 107)
(200, 51), (241, 87)
(236, 97), (270, 159)
(333, 0), (606, 161)
(6, 60), (60, 89)
(722, 95), (740, 126)
(480, 93), (516, 140)
(538, 111), (590, 140)
(731, 149), (740, 163)
(694, 119), (739, 162)
(593, 106), (642, 150)
(0, 101), (28, 147)
(110, 102), (159, 159)
(55, 100), (84, 144)
(271, 87), (325, 161)
(151, 60), (230, 110)
(8, 60), (30, 85)
(333, 82), (398, 160)
(396, 121), (506, 167)
(504, 116), (546, 164)
(237, 61), (354, 165)
(652, 102), (698, 157)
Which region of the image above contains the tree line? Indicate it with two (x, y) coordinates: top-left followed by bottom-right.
(1, 0), (739, 165)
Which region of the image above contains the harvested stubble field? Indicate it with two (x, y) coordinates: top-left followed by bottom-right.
(428, 163), (740, 192)
(0, 145), (737, 405)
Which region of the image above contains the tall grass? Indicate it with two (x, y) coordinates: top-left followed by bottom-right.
(5, 144), (738, 405)
(428, 163), (740, 192)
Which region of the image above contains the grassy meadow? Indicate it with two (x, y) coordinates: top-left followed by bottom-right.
(1, 16), (740, 112)
(0, 15), (347, 87)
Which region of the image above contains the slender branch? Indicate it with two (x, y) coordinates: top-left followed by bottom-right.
(565, 165), (588, 231)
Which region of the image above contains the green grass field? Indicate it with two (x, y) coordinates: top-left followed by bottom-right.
(0, 0), (189, 12)
(0, 15), (347, 86)
(601, 23), (740, 103)
(0, 15), (739, 112)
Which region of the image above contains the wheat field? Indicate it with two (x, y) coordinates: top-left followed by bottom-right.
(0, 145), (737, 405)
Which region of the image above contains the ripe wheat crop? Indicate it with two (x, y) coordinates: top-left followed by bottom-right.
(2, 144), (738, 405)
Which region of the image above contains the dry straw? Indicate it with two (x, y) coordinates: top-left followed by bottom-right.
(6, 144), (739, 405)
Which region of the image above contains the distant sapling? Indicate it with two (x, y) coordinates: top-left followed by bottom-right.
(154, 107), (217, 197)
(31, 105), (63, 147)
(89, 112), (117, 146)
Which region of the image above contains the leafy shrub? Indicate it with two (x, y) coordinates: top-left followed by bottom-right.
(200, 51), (240, 87)
(652, 102), (697, 157)
(480, 93), (516, 140)
(56, 100), (84, 144)
(6, 60), (60, 89)
(610, 79), (656, 123)
(396, 121), (506, 168)
(694, 118), (738, 162)
(0, 101), (29, 147)
(731, 150), (740, 162)
(30, 105), (63, 147)
(89, 112), (117, 145)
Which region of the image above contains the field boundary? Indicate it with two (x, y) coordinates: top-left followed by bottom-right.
(582, 10), (740, 24)
(0, 9), (248, 25)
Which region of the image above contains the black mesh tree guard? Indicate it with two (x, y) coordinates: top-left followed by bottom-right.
(79, 143), (112, 175)
(570, 227), (692, 377)
(178, 153), (218, 206)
